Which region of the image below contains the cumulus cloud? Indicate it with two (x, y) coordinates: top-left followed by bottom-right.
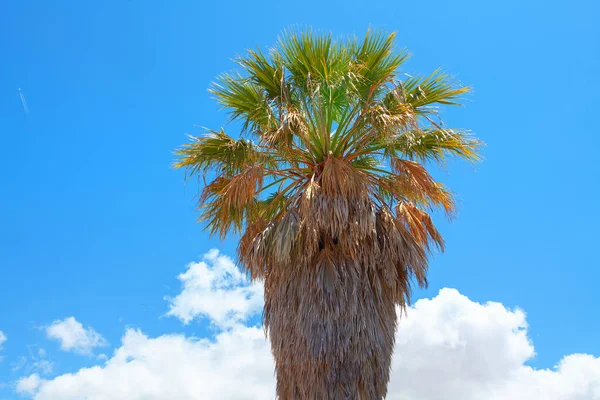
(16, 373), (41, 396)
(17, 251), (600, 399)
(18, 326), (274, 400)
(387, 288), (600, 399)
(46, 317), (107, 355)
(165, 249), (263, 328)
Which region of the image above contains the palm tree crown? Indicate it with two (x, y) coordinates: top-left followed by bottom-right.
(175, 29), (481, 399)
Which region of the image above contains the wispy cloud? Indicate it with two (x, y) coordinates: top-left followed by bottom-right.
(11, 345), (54, 376)
(18, 88), (30, 115)
(0, 330), (6, 362)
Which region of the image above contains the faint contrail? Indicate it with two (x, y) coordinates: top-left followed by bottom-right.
(18, 88), (30, 115)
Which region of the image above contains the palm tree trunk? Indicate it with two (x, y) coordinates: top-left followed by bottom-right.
(264, 253), (397, 399)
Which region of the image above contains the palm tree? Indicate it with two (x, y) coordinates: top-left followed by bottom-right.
(175, 29), (481, 399)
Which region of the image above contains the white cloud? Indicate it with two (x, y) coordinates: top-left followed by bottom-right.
(386, 288), (600, 399)
(16, 373), (41, 396)
(17, 326), (274, 400)
(165, 249), (263, 328)
(17, 251), (600, 399)
(45, 317), (107, 355)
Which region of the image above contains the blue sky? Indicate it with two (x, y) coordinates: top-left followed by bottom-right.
(1, 0), (599, 398)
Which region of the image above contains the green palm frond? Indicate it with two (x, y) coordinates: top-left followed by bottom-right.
(210, 73), (276, 133)
(236, 49), (285, 100)
(393, 129), (482, 163)
(352, 30), (409, 100)
(402, 68), (470, 110)
(174, 129), (268, 177)
(279, 28), (351, 88)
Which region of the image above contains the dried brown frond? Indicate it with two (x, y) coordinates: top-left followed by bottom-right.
(320, 156), (367, 198)
(396, 201), (444, 252)
(237, 219), (269, 279)
(219, 164), (265, 211)
(390, 158), (456, 215)
(197, 165), (265, 238)
(271, 209), (301, 265)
